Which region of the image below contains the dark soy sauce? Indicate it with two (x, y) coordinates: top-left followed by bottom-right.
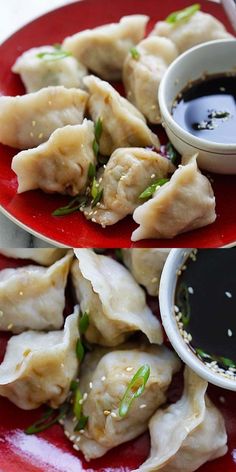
(172, 74), (236, 144)
(175, 249), (236, 368)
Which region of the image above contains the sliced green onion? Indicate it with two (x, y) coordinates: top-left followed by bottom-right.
(74, 414), (88, 431)
(25, 403), (69, 435)
(91, 178), (103, 207)
(73, 388), (83, 419)
(166, 142), (180, 165)
(92, 189), (103, 208)
(166, 4), (200, 24)
(176, 282), (190, 327)
(94, 117), (103, 142)
(88, 163), (96, 180)
(219, 356), (236, 368)
(37, 45), (72, 61)
(139, 178), (169, 199)
(70, 379), (79, 392)
(119, 364), (150, 418)
(79, 312), (89, 334)
(195, 348), (211, 359)
(93, 139), (99, 158)
(76, 339), (85, 362)
(115, 249), (123, 261)
(52, 195), (87, 216)
(130, 47), (140, 60)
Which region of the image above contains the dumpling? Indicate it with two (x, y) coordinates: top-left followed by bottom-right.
(72, 249), (163, 346)
(83, 148), (173, 226)
(0, 252), (73, 333)
(123, 37), (178, 123)
(83, 75), (159, 155)
(0, 307), (80, 409)
(0, 86), (88, 149)
(12, 45), (88, 93)
(122, 249), (170, 296)
(0, 248), (67, 265)
(63, 15), (149, 81)
(137, 367), (228, 472)
(132, 154), (216, 241)
(150, 10), (233, 54)
(12, 120), (96, 196)
(64, 343), (181, 460)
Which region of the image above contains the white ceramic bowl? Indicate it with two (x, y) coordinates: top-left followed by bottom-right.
(158, 39), (236, 174)
(159, 248), (236, 391)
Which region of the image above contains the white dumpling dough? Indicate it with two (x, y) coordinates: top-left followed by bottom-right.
(63, 15), (149, 81)
(0, 249), (67, 266)
(64, 343), (181, 460)
(150, 11), (233, 53)
(84, 148), (173, 226)
(0, 86), (88, 149)
(0, 253), (73, 333)
(12, 45), (88, 93)
(132, 154), (216, 241)
(12, 120), (96, 196)
(83, 75), (159, 155)
(122, 249), (170, 296)
(123, 37), (178, 123)
(136, 367), (228, 472)
(72, 249), (163, 346)
(0, 307), (80, 410)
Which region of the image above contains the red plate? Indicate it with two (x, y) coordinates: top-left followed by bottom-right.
(0, 0), (235, 248)
(0, 252), (236, 472)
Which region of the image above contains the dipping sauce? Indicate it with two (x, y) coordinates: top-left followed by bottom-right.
(175, 249), (236, 378)
(172, 74), (236, 144)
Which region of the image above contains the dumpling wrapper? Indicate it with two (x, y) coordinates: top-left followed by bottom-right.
(72, 249), (163, 346)
(83, 75), (159, 156)
(0, 249), (67, 266)
(63, 15), (149, 81)
(12, 45), (88, 93)
(12, 120), (96, 196)
(0, 307), (80, 410)
(122, 249), (170, 296)
(150, 11), (233, 53)
(83, 148), (173, 227)
(64, 343), (181, 460)
(123, 37), (178, 123)
(132, 154), (216, 241)
(0, 86), (88, 149)
(0, 252), (73, 333)
(136, 367), (228, 472)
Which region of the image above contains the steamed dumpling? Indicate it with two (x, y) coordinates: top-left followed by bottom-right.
(72, 249), (163, 346)
(12, 120), (96, 196)
(63, 15), (149, 81)
(122, 249), (170, 296)
(0, 307), (80, 409)
(0, 253), (73, 333)
(150, 10), (233, 53)
(84, 148), (173, 226)
(123, 37), (178, 123)
(132, 154), (216, 241)
(137, 368), (228, 472)
(83, 75), (159, 155)
(12, 45), (87, 93)
(0, 86), (88, 149)
(0, 248), (67, 265)
(64, 343), (181, 460)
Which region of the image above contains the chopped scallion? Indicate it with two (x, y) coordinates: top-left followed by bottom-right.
(76, 339), (85, 362)
(119, 364), (150, 418)
(130, 47), (140, 60)
(139, 178), (169, 199)
(165, 4), (200, 24)
(25, 403), (69, 435)
(79, 312), (89, 334)
(74, 414), (88, 431)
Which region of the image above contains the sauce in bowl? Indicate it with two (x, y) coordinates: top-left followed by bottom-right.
(174, 248), (236, 380)
(172, 74), (236, 144)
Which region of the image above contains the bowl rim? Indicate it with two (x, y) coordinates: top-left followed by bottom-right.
(159, 248), (236, 391)
(158, 38), (236, 153)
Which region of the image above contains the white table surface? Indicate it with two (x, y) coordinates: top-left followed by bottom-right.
(0, 0), (77, 248)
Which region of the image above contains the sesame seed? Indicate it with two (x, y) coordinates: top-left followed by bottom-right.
(101, 376), (106, 381)
(83, 392), (88, 401)
(89, 382), (93, 389)
(70, 435), (76, 441)
(73, 444), (80, 451)
(151, 277), (158, 283)
(111, 412), (117, 418)
(151, 174), (155, 179)
(228, 329), (233, 337)
(91, 218), (96, 223)
(188, 287), (194, 294)
(104, 410), (111, 416)
(76, 436), (81, 442)
(65, 431), (70, 438)
(174, 305), (179, 313)
(30, 132), (34, 137)
(80, 429), (85, 434)
(225, 291), (232, 298)
(139, 404), (147, 409)
(7, 323), (13, 330)
(78, 399), (83, 405)
(38, 133), (44, 139)
(32, 120), (36, 127)
(126, 367), (133, 372)
(19, 291), (23, 296)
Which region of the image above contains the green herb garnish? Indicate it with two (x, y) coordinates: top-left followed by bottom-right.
(37, 46), (72, 61)
(176, 282), (190, 327)
(73, 388), (83, 419)
(166, 142), (180, 165)
(166, 4), (200, 24)
(115, 249), (123, 261)
(119, 364), (150, 418)
(139, 178), (169, 199)
(88, 163), (96, 180)
(76, 339), (85, 362)
(79, 312), (89, 334)
(70, 379), (79, 392)
(91, 177), (103, 208)
(93, 117), (103, 158)
(219, 356), (236, 368)
(195, 348), (211, 359)
(74, 414), (88, 431)
(130, 47), (140, 60)
(52, 195), (87, 216)
(25, 403), (69, 435)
